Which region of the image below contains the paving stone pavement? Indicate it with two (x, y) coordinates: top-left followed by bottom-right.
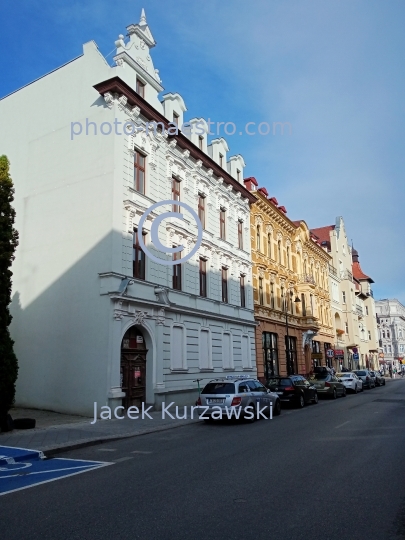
(0, 406), (200, 454)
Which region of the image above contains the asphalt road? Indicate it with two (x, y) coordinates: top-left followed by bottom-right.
(2, 379), (405, 540)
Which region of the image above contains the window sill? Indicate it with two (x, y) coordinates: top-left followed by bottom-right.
(199, 368), (214, 372)
(170, 369), (189, 373)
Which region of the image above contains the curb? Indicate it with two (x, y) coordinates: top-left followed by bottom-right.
(43, 419), (201, 456)
(0, 446), (45, 465)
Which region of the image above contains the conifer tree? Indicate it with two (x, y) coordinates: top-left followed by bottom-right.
(0, 155), (19, 431)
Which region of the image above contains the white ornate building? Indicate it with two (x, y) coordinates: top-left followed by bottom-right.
(375, 299), (405, 371)
(0, 10), (256, 415)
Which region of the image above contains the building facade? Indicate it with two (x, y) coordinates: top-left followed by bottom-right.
(245, 180), (334, 380)
(1, 10), (257, 416)
(375, 299), (405, 371)
(311, 218), (379, 370)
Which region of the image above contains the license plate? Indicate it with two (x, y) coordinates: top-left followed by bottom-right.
(207, 398), (224, 404)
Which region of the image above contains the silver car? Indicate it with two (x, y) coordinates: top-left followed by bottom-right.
(197, 376), (281, 421)
(337, 372), (363, 393)
(353, 369), (375, 389)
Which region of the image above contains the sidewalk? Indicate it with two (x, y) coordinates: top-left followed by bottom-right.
(0, 406), (200, 455)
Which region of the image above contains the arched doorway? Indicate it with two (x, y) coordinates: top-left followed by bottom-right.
(121, 327), (148, 410)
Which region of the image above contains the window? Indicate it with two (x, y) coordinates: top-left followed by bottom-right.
(256, 226), (261, 251)
(202, 382), (235, 394)
(368, 331), (371, 340)
(240, 275), (246, 308)
(301, 293), (306, 316)
(136, 79), (145, 98)
(271, 283), (275, 309)
(221, 267), (228, 303)
(267, 233), (272, 259)
(222, 332), (233, 369)
(172, 177), (180, 212)
(342, 291), (346, 304)
(382, 330), (386, 339)
(219, 153), (224, 167)
(134, 150), (146, 194)
(198, 195), (205, 229)
(199, 258), (207, 297)
(199, 135), (204, 150)
(400, 344), (404, 353)
(345, 322), (349, 334)
(365, 306), (369, 316)
(241, 335), (251, 368)
(237, 169), (241, 182)
(286, 246), (290, 269)
(199, 329), (211, 369)
(263, 332), (279, 378)
(388, 345), (392, 353)
(133, 228), (146, 280)
(171, 326), (185, 370)
(259, 277), (264, 305)
(173, 112), (179, 126)
(384, 345), (387, 353)
(285, 336), (298, 375)
(387, 331), (390, 339)
(172, 248), (181, 290)
(278, 240), (282, 264)
(220, 208), (226, 239)
(238, 220), (243, 249)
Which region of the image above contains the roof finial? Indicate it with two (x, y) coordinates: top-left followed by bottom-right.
(140, 8), (147, 26)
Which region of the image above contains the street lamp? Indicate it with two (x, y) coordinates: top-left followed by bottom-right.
(282, 288), (301, 375)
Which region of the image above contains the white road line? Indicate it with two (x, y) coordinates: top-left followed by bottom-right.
(335, 420), (351, 429)
(114, 457), (135, 463)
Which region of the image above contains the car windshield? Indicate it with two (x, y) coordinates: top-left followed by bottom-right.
(354, 370), (366, 376)
(268, 378), (292, 387)
(202, 383), (235, 394)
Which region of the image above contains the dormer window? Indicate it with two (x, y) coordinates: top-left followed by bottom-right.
(136, 79), (145, 98)
(173, 112), (179, 126)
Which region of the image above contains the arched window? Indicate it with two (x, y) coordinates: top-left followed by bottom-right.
(286, 246), (290, 269)
(278, 240), (282, 264)
(256, 225), (261, 251)
(267, 233), (272, 259)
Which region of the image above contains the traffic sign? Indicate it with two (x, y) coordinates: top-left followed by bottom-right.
(353, 353), (359, 360)
(326, 349), (334, 358)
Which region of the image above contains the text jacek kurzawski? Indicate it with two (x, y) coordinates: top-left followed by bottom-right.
(90, 402), (273, 423)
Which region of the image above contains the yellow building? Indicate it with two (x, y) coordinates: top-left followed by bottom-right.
(244, 178), (334, 380)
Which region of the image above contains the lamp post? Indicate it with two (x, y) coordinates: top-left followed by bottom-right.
(282, 289), (301, 375)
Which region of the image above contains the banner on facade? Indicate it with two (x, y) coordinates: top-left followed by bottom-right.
(333, 349), (344, 359)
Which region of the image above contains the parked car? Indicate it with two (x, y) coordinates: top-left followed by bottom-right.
(197, 376), (281, 421)
(370, 370), (386, 386)
(336, 372), (363, 393)
(266, 375), (318, 407)
(353, 369), (375, 389)
(309, 372), (346, 398)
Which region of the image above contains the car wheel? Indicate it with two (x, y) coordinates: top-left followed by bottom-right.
(332, 388), (337, 399)
(274, 399), (281, 416)
(298, 394), (305, 408)
(383, 379), (386, 385)
(354, 385), (358, 394)
(312, 392), (319, 404)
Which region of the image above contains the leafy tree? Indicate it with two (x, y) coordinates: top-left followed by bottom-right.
(0, 155), (19, 431)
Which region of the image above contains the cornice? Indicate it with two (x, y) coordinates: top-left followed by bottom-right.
(93, 76), (256, 204)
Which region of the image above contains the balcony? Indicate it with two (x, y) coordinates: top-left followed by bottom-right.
(366, 289), (374, 298)
(329, 265), (338, 277)
(340, 270), (353, 281)
(299, 274), (316, 286)
(356, 305), (363, 317)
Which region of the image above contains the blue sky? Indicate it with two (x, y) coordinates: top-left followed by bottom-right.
(1, 0), (404, 303)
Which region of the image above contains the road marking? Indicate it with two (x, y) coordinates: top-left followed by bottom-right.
(335, 421), (350, 429)
(131, 451), (153, 454)
(113, 457), (134, 463)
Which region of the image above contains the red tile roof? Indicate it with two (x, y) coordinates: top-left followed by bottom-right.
(310, 225), (335, 244)
(352, 262), (374, 283)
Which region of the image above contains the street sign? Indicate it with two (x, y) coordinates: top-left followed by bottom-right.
(326, 349), (334, 358)
(353, 353), (359, 360)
